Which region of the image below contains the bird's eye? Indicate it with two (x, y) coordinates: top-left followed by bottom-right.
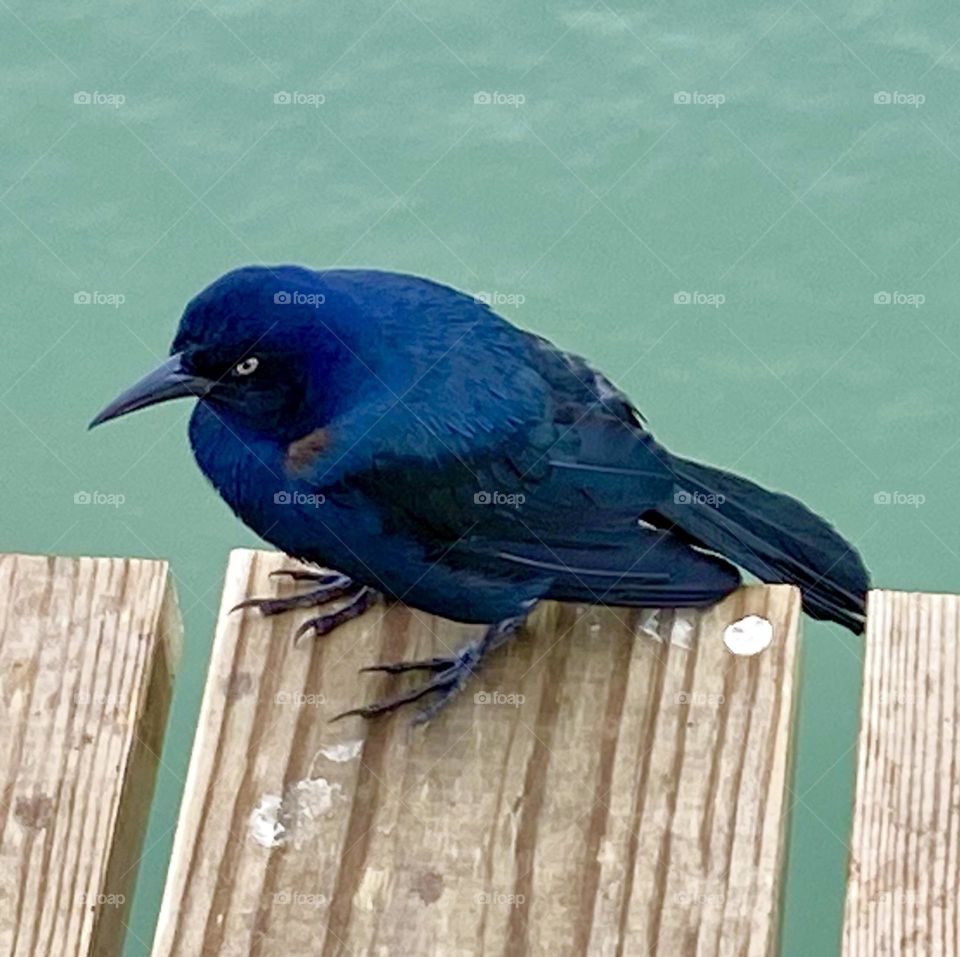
(233, 357), (260, 377)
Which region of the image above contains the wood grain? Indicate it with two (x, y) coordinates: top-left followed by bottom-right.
(0, 553), (181, 957)
(844, 591), (960, 957)
(153, 548), (801, 957)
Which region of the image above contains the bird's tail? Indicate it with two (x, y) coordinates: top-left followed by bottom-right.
(651, 454), (869, 633)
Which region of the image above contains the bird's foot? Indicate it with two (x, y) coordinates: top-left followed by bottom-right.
(293, 586), (380, 644)
(232, 569), (359, 617)
(232, 569), (381, 642)
(333, 615), (524, 724)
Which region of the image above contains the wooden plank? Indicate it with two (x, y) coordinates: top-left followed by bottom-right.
(153, 548), (801, 957)
(0, 553), (181, 957)
(843, 591), (960, 957)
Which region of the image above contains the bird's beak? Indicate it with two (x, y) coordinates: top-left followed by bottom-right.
(89, 353), (215, 429)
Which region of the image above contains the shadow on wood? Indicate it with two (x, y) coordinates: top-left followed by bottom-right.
(0, 553), (181, 957)
(152, 548), (801, 957)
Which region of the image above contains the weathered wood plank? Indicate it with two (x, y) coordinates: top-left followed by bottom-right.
(843, 591), (960, 957)
(153, 548), (801, 957)
(0, 553), (181, 957)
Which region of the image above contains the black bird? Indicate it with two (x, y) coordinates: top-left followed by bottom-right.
(91, 266), (870, 721)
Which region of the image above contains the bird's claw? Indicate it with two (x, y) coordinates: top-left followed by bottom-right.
(359, 656), (454, 675)
(231, 569), (380, 643)
(334, 615), (524, 724)
(231, 571), (357, 616)
(332, 654), (471, 724)
(269, 569), (346, 584)
(293, 586), (380, 645)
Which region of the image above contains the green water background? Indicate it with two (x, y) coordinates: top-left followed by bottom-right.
(2, 3), (960, 954)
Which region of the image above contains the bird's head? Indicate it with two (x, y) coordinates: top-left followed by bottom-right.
(90, 266), (362, 439)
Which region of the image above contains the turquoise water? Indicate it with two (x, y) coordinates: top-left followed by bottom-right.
(3, 3), (960, 953)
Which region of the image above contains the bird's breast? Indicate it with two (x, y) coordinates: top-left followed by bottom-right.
(187, 404), (370, 572)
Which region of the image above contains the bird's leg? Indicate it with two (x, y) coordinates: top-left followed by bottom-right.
(332, 614), (525, 725)
(293, 586), (380, 644)
(232, 570), (358, 617)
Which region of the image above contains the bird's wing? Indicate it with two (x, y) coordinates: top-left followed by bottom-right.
(291, 324), (693, 563)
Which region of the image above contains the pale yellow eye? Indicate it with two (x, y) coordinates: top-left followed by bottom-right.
(234, 357), (260, 376)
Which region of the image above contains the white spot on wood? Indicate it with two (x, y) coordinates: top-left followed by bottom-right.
(723, 615), (773, 656)
(249, 778), (344, 850)
(319, 740), (362, 763)
(638, 609), (662, 642)
(355, 867), (390, 912)
(290, 777), (341, 821)
(672, 611), (697, 649)
(289, 778), (344, 849)
(249, 794), (285, 848)
(597, 839), (618, 866)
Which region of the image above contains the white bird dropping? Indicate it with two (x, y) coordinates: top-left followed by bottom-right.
(723, 615), (773, 656)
